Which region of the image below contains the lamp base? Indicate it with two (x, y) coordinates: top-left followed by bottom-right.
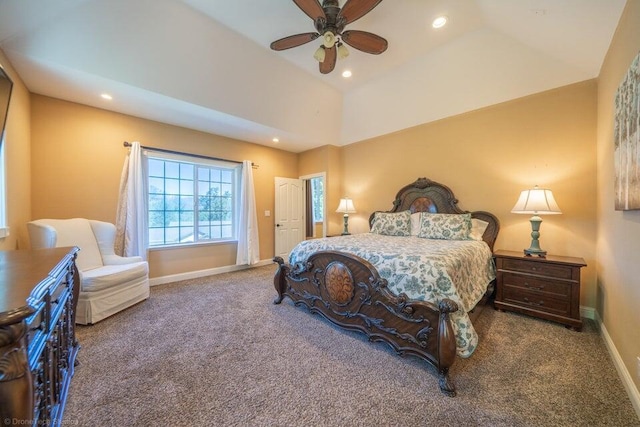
(524, 248), (547, 257)
(342, 214), (350, 235)
(524, 215), (546, 257)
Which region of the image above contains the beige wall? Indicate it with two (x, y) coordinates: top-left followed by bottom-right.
(0, 50), (31, 251)
(29, 95), (298, 277)
(596, 0), (640, 394)
(299, 144), (344, 235)
(339, 81), (598, 307)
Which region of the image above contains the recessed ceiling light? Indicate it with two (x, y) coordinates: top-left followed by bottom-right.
(100, 93), (112, 100)
(432, 16), (447, 29)
(342, 70), (352, 78)
(272, 137), (279, 143)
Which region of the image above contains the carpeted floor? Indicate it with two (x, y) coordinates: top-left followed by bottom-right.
(64, 265), (639, 426)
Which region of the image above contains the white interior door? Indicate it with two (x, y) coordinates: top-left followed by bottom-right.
(274, 177), (304, 260)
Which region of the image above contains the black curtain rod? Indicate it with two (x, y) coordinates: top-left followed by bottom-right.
(123, 141), (258, 168)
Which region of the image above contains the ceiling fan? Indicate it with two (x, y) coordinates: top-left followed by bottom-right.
(270, 0), (388, 74)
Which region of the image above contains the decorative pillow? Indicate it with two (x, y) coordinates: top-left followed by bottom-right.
(469, 218), (489, 241)
(370, 211), (412, 236)
(418, 213), (472, 240)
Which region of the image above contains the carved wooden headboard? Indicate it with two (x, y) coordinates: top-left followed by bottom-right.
(368, 177), (500, 251)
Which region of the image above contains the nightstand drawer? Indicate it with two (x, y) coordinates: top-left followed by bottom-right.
(501, 258), (573, 280)
(502, 286), (571, 316)
(501, 273), (571, 299)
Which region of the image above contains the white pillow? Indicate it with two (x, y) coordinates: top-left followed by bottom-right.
(410, 212), (422, 236)
(469, 218), (489, 241)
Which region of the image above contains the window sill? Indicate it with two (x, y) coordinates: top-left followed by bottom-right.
(148, 239), (237, 251)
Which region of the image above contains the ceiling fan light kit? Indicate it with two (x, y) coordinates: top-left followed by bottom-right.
(270, 0), (388, 74)
(313, 46), (326, 62)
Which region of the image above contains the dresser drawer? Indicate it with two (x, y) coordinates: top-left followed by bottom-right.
(500, 272), (571, 299)
(500, 258), (574, 280)
(502, 285), (571, 316)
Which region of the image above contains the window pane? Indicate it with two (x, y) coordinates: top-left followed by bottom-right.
(180, 196), (194, 211)
(165, 162), (180, 179)
(198, 168), (209, 181)
(180, 179), (194, 195)
(148, 159), (165, 177)
(198, 226), (210, 240)
(165, 178), (180, 194)
(149, 177), (164, 192)
(149, 211), (165, 228)
(221, 170), (233, 183)
(197, 181), (210, 195)
(165, 196), (179, 211)
(165, 227), (179, 244)
(179, 227), (194, 242)
(180, 211), (194, 224)
(311, 177), (324, 222)
(149, 194), (164, 211)
(180, 163), (194, 179)
(149, 228), (165, 246)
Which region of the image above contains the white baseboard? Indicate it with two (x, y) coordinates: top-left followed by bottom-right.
(149, 258), (274, 286)
(595, 311), (640, 419)
(580, 305), (596, 320)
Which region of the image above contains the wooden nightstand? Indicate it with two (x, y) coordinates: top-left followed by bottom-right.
(493, 250), (586, 331)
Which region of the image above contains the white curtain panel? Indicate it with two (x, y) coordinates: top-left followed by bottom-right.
(115, 141), (149, 259)
(236, 160), (260, 265)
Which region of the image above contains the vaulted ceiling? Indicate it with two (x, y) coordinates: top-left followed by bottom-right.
(0, 0), (627, 153)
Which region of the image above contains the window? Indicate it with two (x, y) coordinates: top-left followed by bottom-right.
(147, 153), (240, 247)
(0, 138), (7, 238)
(310, 177), (324, 222)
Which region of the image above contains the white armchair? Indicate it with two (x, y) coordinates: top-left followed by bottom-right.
(27, 218), (149, 324)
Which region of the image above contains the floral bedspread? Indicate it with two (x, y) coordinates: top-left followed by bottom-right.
(288, 233), (496, 358)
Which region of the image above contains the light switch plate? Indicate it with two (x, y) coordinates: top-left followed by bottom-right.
(264, 210), (271, 217)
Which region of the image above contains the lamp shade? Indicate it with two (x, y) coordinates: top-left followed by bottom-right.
(313, 46), (326, 62)
(336, 197), (356, 214)
(511, 186), (561, 214)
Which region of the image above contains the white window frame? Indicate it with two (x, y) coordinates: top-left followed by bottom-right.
(0, 137), (8, 238)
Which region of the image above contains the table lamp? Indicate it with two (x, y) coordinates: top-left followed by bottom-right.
(511, 186), (561, 257)
(336, 197), (356, 235)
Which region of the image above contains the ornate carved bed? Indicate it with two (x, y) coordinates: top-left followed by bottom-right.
(273, 177), (499, 396)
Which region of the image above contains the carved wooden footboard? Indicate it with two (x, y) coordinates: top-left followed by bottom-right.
(273, 250), (459, 396)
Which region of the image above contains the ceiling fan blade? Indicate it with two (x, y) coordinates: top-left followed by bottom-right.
(293, 0), (326, 21)
(270, 32), (320, 51)
(341, 30), (388, 55)
(339, 0), (383, 25)
(319, 45), (337, 74)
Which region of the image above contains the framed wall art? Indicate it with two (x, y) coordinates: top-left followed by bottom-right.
(614, 50), (640, 210)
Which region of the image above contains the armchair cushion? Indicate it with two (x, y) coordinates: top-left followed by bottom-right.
(81, 262), (149, 292)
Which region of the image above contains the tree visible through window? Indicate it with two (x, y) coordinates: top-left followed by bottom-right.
(310, 177), (324, 222)
(147, 156), (238, 246)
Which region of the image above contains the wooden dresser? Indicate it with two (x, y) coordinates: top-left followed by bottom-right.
(0, 247), (80, 427)
(493, 249), (586, 331)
